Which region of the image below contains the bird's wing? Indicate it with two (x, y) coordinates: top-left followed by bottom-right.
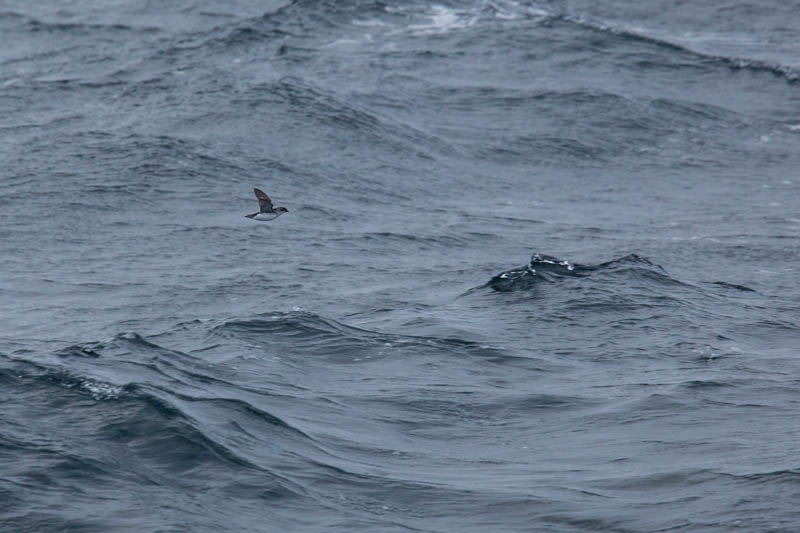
(254, 188), (274, 212)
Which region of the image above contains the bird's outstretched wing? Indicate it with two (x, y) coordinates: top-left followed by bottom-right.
(254, 188), (274, 212)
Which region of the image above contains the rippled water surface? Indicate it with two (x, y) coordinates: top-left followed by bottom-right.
(2, 1), (800, 531)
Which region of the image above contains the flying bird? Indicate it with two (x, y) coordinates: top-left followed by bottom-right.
(245, 188), (289, 221)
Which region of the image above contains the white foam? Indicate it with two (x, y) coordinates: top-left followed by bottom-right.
(357, 1), (551, 43)
(487, 0), (549, 20)
(81, 380), (122, 400)
(408, 6), (476, 36)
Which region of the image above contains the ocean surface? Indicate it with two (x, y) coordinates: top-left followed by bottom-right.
(2, 1), (800, 531)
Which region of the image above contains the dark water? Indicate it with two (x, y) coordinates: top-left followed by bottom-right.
(2, 1), (800, 531)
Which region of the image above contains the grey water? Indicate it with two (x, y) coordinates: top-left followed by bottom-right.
(2, 1), (800, 531)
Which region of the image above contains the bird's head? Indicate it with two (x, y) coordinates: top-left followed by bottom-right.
(276, 207), (289, 213)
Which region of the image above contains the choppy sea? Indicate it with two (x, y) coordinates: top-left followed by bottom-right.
(2, 1), (800, 531)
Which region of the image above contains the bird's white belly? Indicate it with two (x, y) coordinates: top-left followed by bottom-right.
(254, 212), (281, 221)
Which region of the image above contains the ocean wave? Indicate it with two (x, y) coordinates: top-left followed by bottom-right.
(212, 309), (527, 367)
(485, 253), (695, 293)
(1, 340), (316, 493)
(176, 0), (542, 52)
(485, 253), (586, 292)
(3, 320), (553, 531)
(556, 12), (800, 83)
(0, 11), (160, 34)
(232, 76), (455, 158)
(251, 0), (799, 85)
(475, 134), (608, 165)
